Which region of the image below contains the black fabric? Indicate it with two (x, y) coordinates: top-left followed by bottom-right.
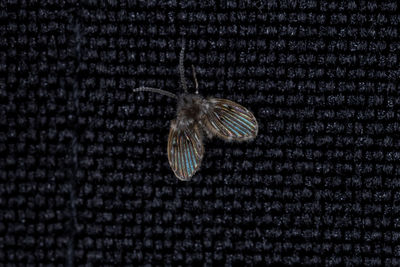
(1, 0), (400, 265)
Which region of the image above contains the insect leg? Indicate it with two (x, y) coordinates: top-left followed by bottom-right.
(132, 87), (178, 99)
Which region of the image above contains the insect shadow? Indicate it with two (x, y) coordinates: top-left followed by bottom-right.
(133, 41), (258, 180)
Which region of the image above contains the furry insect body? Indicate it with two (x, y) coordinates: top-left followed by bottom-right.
(175, 94), (209, 128)
(133, 42), (258, 180)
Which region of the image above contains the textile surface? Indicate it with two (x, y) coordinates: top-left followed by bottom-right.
(1, 0), (400, 265)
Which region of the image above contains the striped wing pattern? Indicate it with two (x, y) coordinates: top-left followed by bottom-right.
(167, 120), (204, 180)
(204, 98), (258, 141)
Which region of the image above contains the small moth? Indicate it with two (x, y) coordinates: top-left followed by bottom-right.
(133, 42), (258, 180)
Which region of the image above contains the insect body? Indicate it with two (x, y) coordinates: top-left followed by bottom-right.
(133, 43), (258, 180)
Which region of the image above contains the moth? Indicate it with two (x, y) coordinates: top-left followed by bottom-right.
(133, 43), (258, 180)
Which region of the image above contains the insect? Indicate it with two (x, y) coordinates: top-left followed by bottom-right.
(132, 42), (258, 180)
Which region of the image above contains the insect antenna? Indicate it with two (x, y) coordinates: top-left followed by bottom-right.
(132, 87), (178, 99)
(179, 39), (188, 93)
(191, 64), (199, 94)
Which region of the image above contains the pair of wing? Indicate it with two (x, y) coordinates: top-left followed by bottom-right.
(167, 98), (258, 180)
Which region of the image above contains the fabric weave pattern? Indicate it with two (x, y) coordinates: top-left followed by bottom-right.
(1, 0), (400, 265)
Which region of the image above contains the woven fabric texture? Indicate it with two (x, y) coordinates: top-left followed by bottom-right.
(1, 0), (400, 265)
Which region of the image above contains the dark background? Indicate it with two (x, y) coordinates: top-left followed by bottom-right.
(1, 0), (400, 265)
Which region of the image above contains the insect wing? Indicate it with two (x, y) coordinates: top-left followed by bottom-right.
(204, 98), (258, 141)
(167, 120), (204, 180)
